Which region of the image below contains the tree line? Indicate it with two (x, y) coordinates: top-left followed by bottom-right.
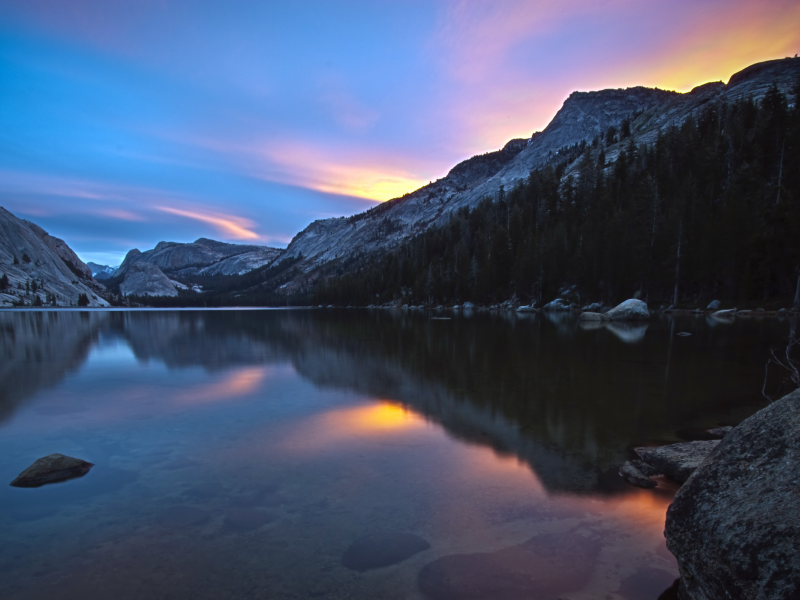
(314, 82), (800, 309)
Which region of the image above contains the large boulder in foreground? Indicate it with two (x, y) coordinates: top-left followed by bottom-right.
(10, 454), (94, 487)
(606, 299), (650, 320)
(665, 389), (800, 600)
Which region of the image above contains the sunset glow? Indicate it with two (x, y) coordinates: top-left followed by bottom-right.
(0, 1), (797, 263)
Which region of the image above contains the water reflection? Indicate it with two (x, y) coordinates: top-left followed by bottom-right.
(0, 309), (794, 599)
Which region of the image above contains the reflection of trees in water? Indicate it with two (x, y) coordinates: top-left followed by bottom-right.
(1, 310), (791, 493)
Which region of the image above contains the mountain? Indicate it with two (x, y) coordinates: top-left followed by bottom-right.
(114, 238), (283, 297)
(275, 57), (800, 293)
(0, 207), (110, 307)
(86, 262), (118, 280)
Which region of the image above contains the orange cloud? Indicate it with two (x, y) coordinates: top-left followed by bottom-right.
(157, 206), (261, 240)
(254, 141), (430, 202)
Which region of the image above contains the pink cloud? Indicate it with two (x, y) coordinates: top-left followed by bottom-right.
(157, 206), (261, 240)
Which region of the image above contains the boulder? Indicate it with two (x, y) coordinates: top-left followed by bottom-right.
(462, 302), (475, 309)
(706, 300), (721, 310)
(606, 299), (650, 320)
(341, 532), (430, 571)
(634, 440), (719, 483)
(711, 308), (736, 320)
(543, 298), (570, 311)
(578, 311), (609, 321)
(516, 305), (538, 313)
(582, 302), (602, 311)
(619, 461), (657, 488)
(10, 454), (94, 487)
(665, 389), (800, 600)
(707, 426), (733, 439)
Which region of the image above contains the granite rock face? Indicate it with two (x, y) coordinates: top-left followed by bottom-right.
(635, 441), (719, 483)
(117, 238), (282, 279)
(665, 389), (800, 600)
(119, 262), (178, 297)
(0, 207), (109, 307)
(606, 299), (650, 321)
(10, 454), (94, 487)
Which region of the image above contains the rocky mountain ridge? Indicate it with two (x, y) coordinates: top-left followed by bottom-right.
(115, 237), (283, 297)
(276, 57), (800, 291)
(0, 207), (109, 307)
(86, 262), (118, 280)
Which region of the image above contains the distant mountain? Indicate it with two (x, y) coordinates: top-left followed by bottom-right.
(0, 207), (110, 307)
(114, 238), (283, 297)
(86, 262), (118, 280)
(273, 57), (800, 294)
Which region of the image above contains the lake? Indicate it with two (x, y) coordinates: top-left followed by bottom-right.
(0, 308), (795, 599)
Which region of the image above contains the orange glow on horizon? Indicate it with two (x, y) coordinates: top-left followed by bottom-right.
(256, 143), (430, 202)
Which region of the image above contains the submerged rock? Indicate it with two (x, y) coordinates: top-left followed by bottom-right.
(635, 440), (719, 483)
(417, 532), (600, 599)
(341, 532), (430, 571)
(619, 461), (657, 488)
(10, 454), (94, 488)
(606, 299), (650, 320)
(666, 389), (800, 600)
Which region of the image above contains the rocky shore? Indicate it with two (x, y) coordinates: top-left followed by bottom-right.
(619, 389), (800, 600)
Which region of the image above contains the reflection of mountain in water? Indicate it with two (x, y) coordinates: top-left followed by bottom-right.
(0, 311), (109, 423)
(0, 310), (783, 494)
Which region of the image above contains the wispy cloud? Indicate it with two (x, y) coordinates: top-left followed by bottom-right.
(157, 206), (260, 240)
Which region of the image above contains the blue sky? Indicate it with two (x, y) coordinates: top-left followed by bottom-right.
(1, 0), (798, 266)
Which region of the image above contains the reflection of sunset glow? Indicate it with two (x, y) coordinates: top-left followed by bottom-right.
(173, 367), (268, 405)
(347, 402), (424, 431)
(279, 401), (428, 453)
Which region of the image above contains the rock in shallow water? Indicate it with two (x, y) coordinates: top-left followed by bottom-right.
(619, 460), (657, 488)
(665, 389), (800, 600)
(341, 532), (430, 571)
(10, 454), (94, 488)
(417, 532), (600, 600)
(606, 299), (650, 320)
(635, 440), (719, 483)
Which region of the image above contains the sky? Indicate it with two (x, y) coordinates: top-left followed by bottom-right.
(1, 1), (799, 266)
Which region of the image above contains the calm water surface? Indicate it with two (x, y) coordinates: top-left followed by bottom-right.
(0, 309), (795, 599)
